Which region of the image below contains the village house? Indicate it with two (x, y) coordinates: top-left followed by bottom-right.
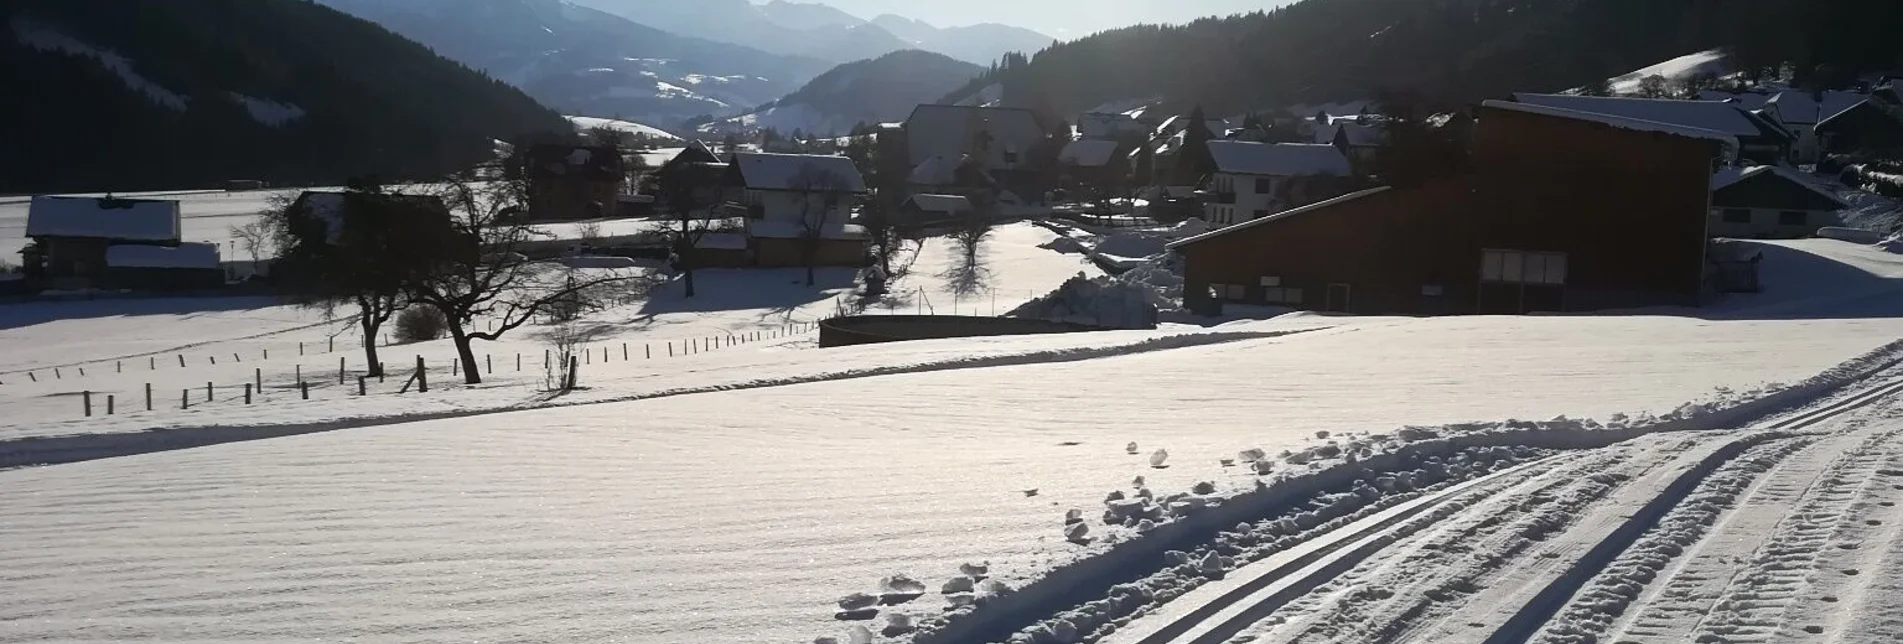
(524, 144), (626, 222)
(1708, 165), (1850, 239)
(1312, 115), (1386, 172)
(897, 194), (975, 226)
(1815, 99), (1903, 156)
(1512, 93), (1791, 164)
(1701, 89), (1868, 163)
(1172, 99), (1731, 316)
(903, 105), (1048, 200)
(22, 196), (221, 290)
(1200, 141), (1357, 228)
(724, 152), (869, 267)
(1057, 139), (1127, 192)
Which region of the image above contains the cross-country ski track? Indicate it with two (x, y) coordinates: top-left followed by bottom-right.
(1072, 370), (1903, 644)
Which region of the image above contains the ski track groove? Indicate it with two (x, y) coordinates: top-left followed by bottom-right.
(1252, 446), (1650, 644)
(1086, 363), (1903, 644)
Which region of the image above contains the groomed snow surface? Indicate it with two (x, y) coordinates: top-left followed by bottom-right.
(7, 229), (1903, 643)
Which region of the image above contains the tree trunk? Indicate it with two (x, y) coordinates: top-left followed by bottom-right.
(448, 324), (481, 385)
(361, 318), (384, 378)
(684, 265), (697, 298)
(804, 240), (817, 286)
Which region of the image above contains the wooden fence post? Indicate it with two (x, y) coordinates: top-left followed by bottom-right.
(233, 352), (241, 363)
(338, 357), (346, 384)
(83, 390), (92, 417)
(107, 395), (114, 415)
(54, 367), (61, 379)
(206, 382), (213, 402)
(486, 354), (492, 374)
(328, 337), (334, 353)
(150, 356), (155, 370)
(210, 356), (216, 365)
(295, 364), (302, 383)
(646, 344), (651, 359)
(301, 381), (310, 400)
(78, 367), (84, 377)
(182, 389), (189, 410)
(453, 358), (460, 376)
(517, 353), (522, 372)
(244, 383), (253, 405)
(264, 349), (269, 360)
(145, 383), (153, 411)
(255, 368), (262, 392)
(416, 356), (428, 393)
(567, 355), (579, 390)
(178, 354), (186, 367)
(116, 360), (122, 373)
(668, 343), (674, 357)
(299, 342), (304, 356)
(27, 372), (34, 382)
(358, 376), (367, 396)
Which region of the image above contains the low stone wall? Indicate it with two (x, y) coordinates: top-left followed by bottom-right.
(818, 315), (1114, 348)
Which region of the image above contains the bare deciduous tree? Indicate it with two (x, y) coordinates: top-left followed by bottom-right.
(791, 165), (851, 287)
(654, 158), (727, 297)
(264, 185), (422, 377)
(413, 173), (636, 385)
(228, 221), (272, 277)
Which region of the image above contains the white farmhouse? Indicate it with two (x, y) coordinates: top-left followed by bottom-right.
(725, 152), (870, 267)
(1201, 142), (1356, 228)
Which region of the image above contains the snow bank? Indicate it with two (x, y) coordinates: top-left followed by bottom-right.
(1816, 226), (1884, 244)
(1007, 273), (1161, 329)
(557, 255), (642, 269)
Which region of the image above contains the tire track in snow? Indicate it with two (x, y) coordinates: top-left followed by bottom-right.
(1776, 442), (1903, 642)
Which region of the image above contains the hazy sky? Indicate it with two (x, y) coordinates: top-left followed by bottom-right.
(794, 0), (1296, 38)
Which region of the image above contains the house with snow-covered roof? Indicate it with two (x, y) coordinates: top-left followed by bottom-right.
(24, 195), (195, 287)
(722, 152), (868, 267)
(1201, 142), (1360, 228)
(1511, 93), (1792, 164)
(1708, 165), (1850, 239)
(1816, 100), (1903, 157)
(903, 105), (1049, 199)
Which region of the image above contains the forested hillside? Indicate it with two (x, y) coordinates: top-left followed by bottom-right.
(0, 0), (572, 194)
(947, 0), (1903, 114)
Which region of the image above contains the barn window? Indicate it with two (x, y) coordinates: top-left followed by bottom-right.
(1260, 276), (1282, 287)
(1778, 211), (1808, 226)
(1482, 249), (1567, 286)
(1722, 208), (1751, 223)
(1228, 284), (1247, 300)
(1282, 288), (1304, 304)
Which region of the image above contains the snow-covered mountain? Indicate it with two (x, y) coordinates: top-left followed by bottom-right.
(700, 50), (983, 137)
(314, 0), (832, 127)
(569, 0), (1055, 66)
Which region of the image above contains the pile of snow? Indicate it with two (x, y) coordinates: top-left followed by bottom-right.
(1092, 231), (1171, 264)
(1006, 271), (1163, 329)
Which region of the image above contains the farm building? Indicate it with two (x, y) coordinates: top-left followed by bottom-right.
(1173, 99), (1730, 316)
(1511, 93), (1790, 164)
(23, 196), (193, 289)
(1708, 165), (1849, 239)
(1201, 141), (1358, 228)
(104, 243), (223, 290)
(898, 194), (975, 225)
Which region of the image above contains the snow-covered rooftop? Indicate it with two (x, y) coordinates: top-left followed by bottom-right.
(1511, 93), (1769, 138)
(104, 242), (220, 269)
(1483, 100), (1740, 149)
(904, 194), (973, 214)
(1059, 140), (1120, 168)
(26, 196), (181, 241)
(730, 153), (867, 193)
(1711, 165), (1852, 208)
(1206, 141), (1352, 177)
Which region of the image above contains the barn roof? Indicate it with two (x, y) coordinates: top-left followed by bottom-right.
(1206, 141), (1352, 177)
(1166, 187), (1392, 249)
(526, 144), (624, 181)
(1510, 93), (1770, 138)
(1483, 100), (1740, 148)
(26, 196), (180, 241)
(729, 153), (867, 192)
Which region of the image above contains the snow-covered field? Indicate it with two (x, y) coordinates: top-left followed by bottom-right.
(7, 227), (1903, 643)
(567, 115), (683, 142)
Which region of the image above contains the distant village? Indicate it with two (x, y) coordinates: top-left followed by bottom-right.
(13, 69), (1903, 321)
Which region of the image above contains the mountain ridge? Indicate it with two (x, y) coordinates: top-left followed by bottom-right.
(568, 0), (1054, 66)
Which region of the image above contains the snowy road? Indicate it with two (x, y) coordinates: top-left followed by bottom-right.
(1068, 372), (1903, 644)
